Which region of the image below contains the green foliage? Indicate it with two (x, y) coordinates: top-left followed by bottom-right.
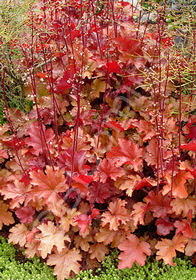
(70, 250), (196, 280)
(0, 0), (35, 125)
(0, 0), (34, 43)
(0, 236), (195, 280)
(0, 236), (56, 280)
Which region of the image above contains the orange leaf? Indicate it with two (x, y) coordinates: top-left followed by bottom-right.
(94, 227), (118, 245)
(91, 79), (107, 99)
(74, 235), (92, 252)
(145, 138), (172, 167)
(25, 239), (41, 259)
(171, 197), (196, 217)
(174, 219), (194, 238)
(118, 234), (151, 269)
(107, 138), (143, 171)
(30, 166), (67, 205)
(115, 175), (155, 197)
(8, 224), (29, 247)
(101, 198), (130, 231)
(131, 202), (148, 227)
(0, 200), (14, 230)
(163, 171), (193, 199)
(47, 247), (82, 280)
(0, 179), (32, 209)
(37, 221), (70, 259)
(185, 239), (196, 256)
(89, 243), (109, 262)
(155, 234), (188, 265)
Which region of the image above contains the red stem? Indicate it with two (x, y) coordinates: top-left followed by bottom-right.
(2, 69), (27, 175)
(177, 61), (182, 160)
(170, 147), (175, 202)
(111, 0), (117, 37)
(22, 11), (54, 168)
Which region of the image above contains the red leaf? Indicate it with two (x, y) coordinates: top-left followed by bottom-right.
(118, 234), (151, 269)
(155, 216), (174, 236)
(97, 158), (125, 182)
(72, 174), (93, 185)
(56, 64), (75, 94)
(2, 137), (25, 150)
(161, 37), (174, 48)
(185, 117), (196, 140)
(174, 219), (194, 238)
(181, 140), (196, 152)
(72, 175), (93, 194)
(87, 181), (110, 204)
(89, 208), (100, 220)
(145, 191), (172, 218)
(25, 122), (55, 156)
(36, 72), (47, 79)
(15, 207), (35, 224)
(73, 214), (90, 233)
(108, 60), (121, 73)
(73, 209), (99, 233)
(115, 37), (141, 53)
(70, 29), (81, 40)
(104, 120), (124, 131)
(58, 149), (90, 176)
(100, 60), (121, 74)
(107, 138), (143, 171)
(134, 177), (156, 191)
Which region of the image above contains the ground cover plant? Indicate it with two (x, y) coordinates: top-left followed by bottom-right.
(0, 236), (196, 280)
(0, 0), (195, 279)
(0, 235), (56, 280)
(70, 250), (196, 280)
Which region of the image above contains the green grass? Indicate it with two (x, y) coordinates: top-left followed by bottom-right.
(0, 236), (195, 280)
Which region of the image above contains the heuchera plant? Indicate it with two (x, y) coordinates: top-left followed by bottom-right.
(0, 0), (195, 279)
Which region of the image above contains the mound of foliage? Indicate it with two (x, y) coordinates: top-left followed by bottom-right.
(0, 0), (195, 279)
